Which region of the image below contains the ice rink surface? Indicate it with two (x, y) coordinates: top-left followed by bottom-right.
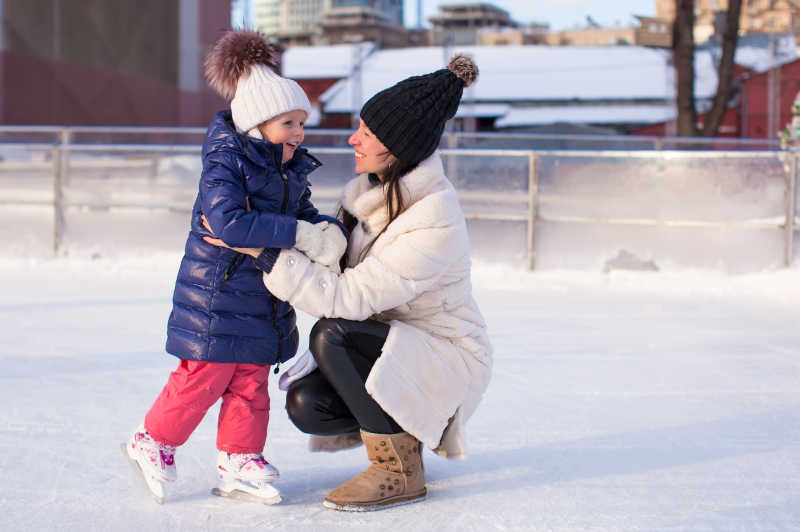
(1, 255), (799, 531)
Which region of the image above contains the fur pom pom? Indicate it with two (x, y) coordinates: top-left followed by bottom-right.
(204, 30), (277, 100)
(448, 55), (478, 88)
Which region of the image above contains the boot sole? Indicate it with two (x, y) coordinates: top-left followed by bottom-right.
(211, 486), (282, 505)
(323, 489), (427, 512)
(121, 443), (166, 504)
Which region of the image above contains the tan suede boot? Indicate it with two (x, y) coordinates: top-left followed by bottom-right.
(323, 430), (426, 511)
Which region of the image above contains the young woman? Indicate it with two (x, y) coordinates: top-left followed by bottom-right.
(203, 55), (492, 512)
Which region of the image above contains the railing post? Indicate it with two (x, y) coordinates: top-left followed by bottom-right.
(60, 128), (71, 185)
(447, 132), (457, 181)
(54, 128), (71, 255)
(527, 152), (538, 271)
(786, 152), (798, 267)
(53, 145), (63, 255)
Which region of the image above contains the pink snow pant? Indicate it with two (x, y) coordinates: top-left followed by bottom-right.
(144, 360), (271, 454)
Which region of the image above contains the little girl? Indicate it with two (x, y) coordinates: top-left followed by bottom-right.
(122, 30), (347, 505)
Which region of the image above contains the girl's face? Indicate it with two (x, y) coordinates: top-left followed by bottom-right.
(258, 109), (307, 163)
(348, 119), (396, 179)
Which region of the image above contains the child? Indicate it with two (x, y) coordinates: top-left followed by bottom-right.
(123, 30), (347, 505)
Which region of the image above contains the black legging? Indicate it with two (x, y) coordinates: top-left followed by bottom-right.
(285, 318), (403, 435)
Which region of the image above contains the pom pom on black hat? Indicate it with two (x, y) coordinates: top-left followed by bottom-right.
(204, 30), (278, 100)
(359, 54), (480, 170)
(448, 55), (478, 87)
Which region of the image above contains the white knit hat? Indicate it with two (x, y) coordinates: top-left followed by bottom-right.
(230, 64), (312, 135)
(205, 30), (311, 135)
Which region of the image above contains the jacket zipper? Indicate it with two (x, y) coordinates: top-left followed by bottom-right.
(219, 253), (245, 292)
(271, 162), (290, 373)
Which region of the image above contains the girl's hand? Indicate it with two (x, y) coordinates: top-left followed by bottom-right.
(201, 215), (263, 258)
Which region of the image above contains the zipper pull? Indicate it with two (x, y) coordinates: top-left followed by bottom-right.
(273, 361), (280, 375)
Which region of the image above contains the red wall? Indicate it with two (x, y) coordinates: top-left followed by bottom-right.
(632, 61), (800, 139)
(297, 78), (342, 104)
(740, 58), (800, 138)
(632, 107), (741, 137)
(1, 0), (230, 126)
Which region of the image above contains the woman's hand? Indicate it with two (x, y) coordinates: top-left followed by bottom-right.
(201, 215), (264, 258)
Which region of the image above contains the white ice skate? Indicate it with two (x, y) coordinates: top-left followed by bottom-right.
(211, 451), (282, 505)
(122, 424), (176, 504)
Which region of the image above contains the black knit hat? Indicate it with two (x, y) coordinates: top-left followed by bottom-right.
(359, 55), (478, 169)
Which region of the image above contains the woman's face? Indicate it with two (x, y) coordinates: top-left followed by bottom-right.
(348, 119), (396, 178)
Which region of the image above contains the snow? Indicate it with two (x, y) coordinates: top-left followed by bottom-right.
(282, 42), (376, 79)
(321, 46), (681, 112)
(313, 40), (798, 128)
(319, 45), (728, 114)
(454, 103), (510, 118)
(2, 254), (800, 531)
(495, 104), (676, 127)
(710, 33), (798, 73)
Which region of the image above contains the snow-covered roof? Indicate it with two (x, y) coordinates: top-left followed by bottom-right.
(282, 42), (376, 79)
(701, 33), (797, 73)
(494, 104), (676, 128)
(454, 103), (510, 118)
(319, 45), (721, 113)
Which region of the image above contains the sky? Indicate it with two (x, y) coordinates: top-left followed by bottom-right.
(233, 1), (658, 33)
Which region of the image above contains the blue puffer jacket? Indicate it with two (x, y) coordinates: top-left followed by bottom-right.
(165, 110), (339, 366)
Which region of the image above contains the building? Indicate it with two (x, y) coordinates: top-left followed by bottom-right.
(313, 40), (797, 134)
(478, 23), (549, 46)
(332, 0), (403, 26)
(656, 0), (800, 43)
(542, 16), (671, 47)
(429, 3), (519, 46)
(274, 0), (329, 46)
(545, 23), (637, 47)
(319, 7), (408, 47)
(634, 16), (673, 47)
(281, 42), (376, 126)
(254, 0), (405, 47)
(317, 46), (695, 133)
(632, 33), (798, 138)
(0, 0), (230, 126)
(253, 0), (281, 36)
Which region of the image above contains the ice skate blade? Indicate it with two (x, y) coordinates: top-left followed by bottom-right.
(323, 492), (426, 512)
(120, 443), (165, 504)
(212, 486), (282, 505)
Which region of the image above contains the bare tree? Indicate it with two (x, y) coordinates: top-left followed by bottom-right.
(672, 0), (743, 137)
(673, 0), (697, 136)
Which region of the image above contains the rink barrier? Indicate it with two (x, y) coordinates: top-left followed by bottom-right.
(1, 140), (798, 269)
(0, 125), (783, 150)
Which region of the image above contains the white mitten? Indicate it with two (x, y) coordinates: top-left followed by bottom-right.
(316, 223), (347, 269)
(278, 349), (318, 391)
(294, 220), (328, 258)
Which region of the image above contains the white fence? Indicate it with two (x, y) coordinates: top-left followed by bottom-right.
(0, 128), (797, 272)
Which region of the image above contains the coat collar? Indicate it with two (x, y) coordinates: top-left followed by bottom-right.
(342, 152), (446, 233)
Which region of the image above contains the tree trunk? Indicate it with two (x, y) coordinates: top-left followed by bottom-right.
(700, 0), (743, 136)
(673, 0), (698, 136)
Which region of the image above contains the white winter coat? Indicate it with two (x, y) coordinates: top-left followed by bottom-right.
(262, 153), (492, 458)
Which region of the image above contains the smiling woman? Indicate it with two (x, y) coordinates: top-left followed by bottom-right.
(203, 54), (493, 513)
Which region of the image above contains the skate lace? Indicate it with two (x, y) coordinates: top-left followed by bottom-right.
(135, 431), (175, 470)
(158, 443), (176, 467)
(233, 453), (269, 472)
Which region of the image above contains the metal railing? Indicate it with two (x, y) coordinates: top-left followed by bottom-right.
(1, 132), (797, 270)
(0, 125), (784, 150)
